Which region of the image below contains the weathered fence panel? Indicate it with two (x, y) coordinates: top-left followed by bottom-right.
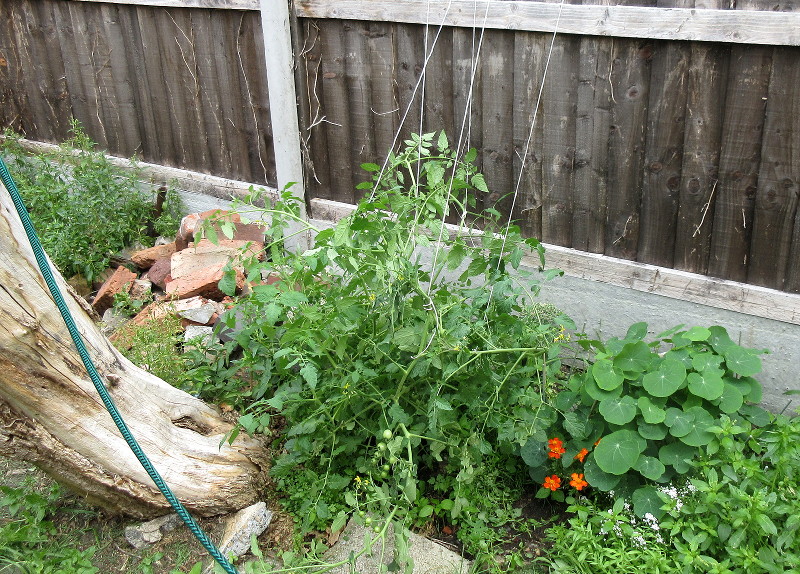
(0, 0), (276, 186)
(2, 0), (800, 295)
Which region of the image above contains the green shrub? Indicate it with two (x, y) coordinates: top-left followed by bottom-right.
(201, 132), (569, 534)
(1, 122), (182, 283)
(659, 413), (800, 573)
(523, 323), (769, 516)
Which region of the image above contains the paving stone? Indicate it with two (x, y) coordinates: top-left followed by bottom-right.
(92, 266), (138, 315)
(323, 518), (471, 574)
(184, 325), (214, 346)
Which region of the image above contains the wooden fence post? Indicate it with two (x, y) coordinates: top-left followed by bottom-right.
(260, 0), (310, 248)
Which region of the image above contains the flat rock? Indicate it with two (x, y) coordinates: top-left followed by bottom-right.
(323, 518), (471, 574)
(184, 325), (214, 346)
(165, 263), (244, 301)
(124, 513), (182, 549)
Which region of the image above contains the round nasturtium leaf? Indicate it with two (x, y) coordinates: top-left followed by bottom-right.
(678, 406), (716, 447)
(723, 347), (762, 377)
(687, 371), (725, 401)
(716, 382), (744, 414)
(682, 326), (711, 342)
(599, 396), (638, 425)
(658, 441), (697, 474)
(638, 396), (666, 424)
(642, 359), (687, 397)
(632, 486), (666, 520)
(592, 359), (624, 391)
(692, 351), (724, 373)
(708, 325), (736, 354)
(638, 420), (668, 440)
(613, 341), (653, 374)
(634, 455), (666, 481)
(665, 407), (695, 437)
(583, 455), (622, 491)
(739, 376), (763, 403)
(584, 374), (624, 402)
(593, 430), (646, 475)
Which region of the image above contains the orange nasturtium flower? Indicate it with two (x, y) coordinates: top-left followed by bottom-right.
(547, 437), (566, 459)
(570, 473), (588, 491)
(574, 448), (589, 463)
(543, 475), (562, 491)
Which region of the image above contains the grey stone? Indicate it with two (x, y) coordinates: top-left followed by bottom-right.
(177, 302), (217, 325)
(322, 518), (471, 574)
(101, 307), (130, 335)
(203, 502), (272, 574)
(124, 513), (181, 549)
(184, 325), (214, 346)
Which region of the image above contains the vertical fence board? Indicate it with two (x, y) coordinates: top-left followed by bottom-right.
(0, 4), (25, 133)
(237, 11), (273, 184)
(191, 9), (229, 175)
(424, 27), (454, 146)
(572, 35), (612, 253)
(452, 24), (481, 154)
(512, 30), (546, 240)
(318, 19), (353, 202)
(296, 19), (332, 200)
(480, 30), (514, 218)
(136, 5), (178, 165)
(707, 49), (771, 282)
(637, 0), (692, 267)
(541, 36), (578, 246)
(33, 1), (71, 140)
(100, 4), (141, 157)
(343, 21), (375, 198)
(605, 39), (650, 260)
(10, 2), (58, 141)
(367, 22), (398, 161)
(748, 46), (800, 289)
(394, 23), (423, 150)
(673, 44), (728, 273)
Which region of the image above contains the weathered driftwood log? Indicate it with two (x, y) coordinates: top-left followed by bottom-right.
(0, 181), (268, 518)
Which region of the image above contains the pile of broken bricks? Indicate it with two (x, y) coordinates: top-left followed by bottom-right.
(91, 208), (265, 347)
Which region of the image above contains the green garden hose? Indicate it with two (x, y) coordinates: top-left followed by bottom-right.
(0, 155), (239, 574)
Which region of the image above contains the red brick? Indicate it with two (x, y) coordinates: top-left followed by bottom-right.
(92, 266), (138, 315)
(165, 263), (244, 300)
(175, 209), (242, 250)
(130, 242), (178, 269)
(145, 258), (172, 290)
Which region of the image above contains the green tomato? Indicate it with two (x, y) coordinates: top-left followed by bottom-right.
(388, 456), (398, 465)
(382, 464), (391, 472)
(364, 516), (373, 525)
(380, 470), (389, 479)
(382, 429), (393, 440)
(377, 442), (387, 451)
(373, 525), (382, 533)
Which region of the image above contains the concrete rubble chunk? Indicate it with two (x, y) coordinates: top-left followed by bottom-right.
(131, 242), (178, 269)
(124, 513), (182, 550)
(130, 278), (152, 299)
(323, 518), (471, 574)
(92, 266), (138, 315)
(203, 502), (272, 574)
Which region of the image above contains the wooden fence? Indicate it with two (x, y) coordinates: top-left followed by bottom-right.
(2, 0), (800, 296)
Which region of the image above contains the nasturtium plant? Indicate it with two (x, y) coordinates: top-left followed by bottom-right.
(526, 322), (769, 516)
